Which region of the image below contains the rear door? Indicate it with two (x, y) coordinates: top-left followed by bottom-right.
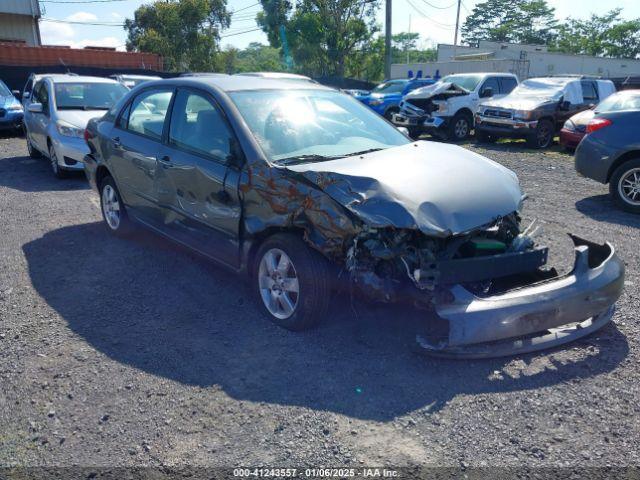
(155, 87), (242, 268)
(107, 87), (174, 223)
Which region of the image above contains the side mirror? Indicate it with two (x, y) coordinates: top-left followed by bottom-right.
(22, 91), (30, 100)
(12, 90), (20, 99)
(228, 138), (245, 168)
(559, 100), (571, 111)
(28, 102), (43, 113)
(480, 87), (493, 98)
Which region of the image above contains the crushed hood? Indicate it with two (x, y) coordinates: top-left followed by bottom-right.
(285, 141), (523, 237)
(481, 96), (553, 111)
(404, 82), (466, 100)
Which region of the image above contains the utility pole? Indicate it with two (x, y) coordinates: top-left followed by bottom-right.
(384, 0), (392, 80)
(453, 0), (461, 45)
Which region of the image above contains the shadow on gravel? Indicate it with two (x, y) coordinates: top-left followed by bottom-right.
(576, 195), (640, 229)
(0, 155), (88, 192)
(23, 222), (629, 421)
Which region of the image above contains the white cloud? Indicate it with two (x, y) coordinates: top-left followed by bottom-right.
(39, 20), (76, 45)
(66, 12), (98, 22)
(110, 12), (124, 20)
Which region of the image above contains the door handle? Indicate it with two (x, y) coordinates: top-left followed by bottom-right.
(217, 190), (231, 203)
(112, 136), (122, 148)
(159, 155), (171, 163)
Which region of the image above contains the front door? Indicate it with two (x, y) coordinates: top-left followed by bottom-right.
(108, 87), (174, 223)
(155, 88), (242, 268)
(26, 81), (50, 151)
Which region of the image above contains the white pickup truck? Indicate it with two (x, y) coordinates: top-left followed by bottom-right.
(392, 72), (519, 141)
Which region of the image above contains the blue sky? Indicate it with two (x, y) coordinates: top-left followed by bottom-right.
(39, 0), (640, 52)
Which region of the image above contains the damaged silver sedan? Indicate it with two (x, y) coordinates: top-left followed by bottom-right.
(84, 76), (624, 358)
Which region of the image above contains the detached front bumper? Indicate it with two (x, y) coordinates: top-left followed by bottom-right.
(418, 235), (625, 358)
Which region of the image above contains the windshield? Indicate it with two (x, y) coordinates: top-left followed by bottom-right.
(595, 92), (640, 113)
(371, 80), (408, 94)
(510, 79), (567, 99)
(54, 82), (129, 110)
(0, 81), (11, 97)
(441, 74), (483, 92)
(230, 89), (410, 163)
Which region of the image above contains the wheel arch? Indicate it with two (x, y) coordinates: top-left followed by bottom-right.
(244, 226), (307, 279)
(606, 150), (640, 183)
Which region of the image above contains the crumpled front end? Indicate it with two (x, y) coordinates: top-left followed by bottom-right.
(420, 235), (625, 358)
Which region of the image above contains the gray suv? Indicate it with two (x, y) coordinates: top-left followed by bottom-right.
(23, 74), (128, 178)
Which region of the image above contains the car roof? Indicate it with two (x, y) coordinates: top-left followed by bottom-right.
(444, 72), (517, 78)
(42, 74), (122, 84)
(112, 74), (162, 80)
(235, 72), (313, 81)
(156, 76), (333, 93)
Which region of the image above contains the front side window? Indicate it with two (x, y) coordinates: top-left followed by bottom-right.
(229, 89), (409, 163)
(169, 89), (233, 162)
(33, 81), (50, 112)
(54, 82), (129, 111)
(124, 89), (173, 140)
(480, 77), (500, 96)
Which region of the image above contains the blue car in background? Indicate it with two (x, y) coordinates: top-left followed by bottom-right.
(353, 78), (436, 119)
(0, 79), (24, 134)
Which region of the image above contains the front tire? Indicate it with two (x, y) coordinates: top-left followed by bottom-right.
(448, 112), (471, 142)
(99, 176), (134, 236)
(254, 233), (331, 331)
(526, 119), (554, 149)
(48, 143), (67, 179)
(610, 159), (640, 214)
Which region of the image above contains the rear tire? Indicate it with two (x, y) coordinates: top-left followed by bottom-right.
(99, 176), (134, 237)
(26, 131), (42, 158)
(253, 233), (331, 331)
(609, 158), (640, 214)
(526, 119), (554, 149)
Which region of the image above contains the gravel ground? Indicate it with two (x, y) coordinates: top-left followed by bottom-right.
(1, 133), (639, 474)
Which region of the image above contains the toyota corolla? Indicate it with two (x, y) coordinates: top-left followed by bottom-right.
(83, 76), (624, 358)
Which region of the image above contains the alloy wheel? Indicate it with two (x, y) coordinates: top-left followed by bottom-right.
(101, 184), (121, 230)
(454, 118), (469, 139)
(618, 168), (640, 206)
(537, 124), (552, 148)
(258, 248), (300, 320)
(49, 146), (59, 175)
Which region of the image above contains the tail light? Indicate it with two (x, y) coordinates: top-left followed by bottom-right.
(586, 118), (612, 134)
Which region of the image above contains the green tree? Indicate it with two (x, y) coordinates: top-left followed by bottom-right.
(125, 0), (231, 72)
(257, 0), (379, 77)
(461, 0), (557, 46)
(553, 9), (640, 58)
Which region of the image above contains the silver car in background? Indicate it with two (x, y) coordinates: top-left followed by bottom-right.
(23, 74), (129, 178)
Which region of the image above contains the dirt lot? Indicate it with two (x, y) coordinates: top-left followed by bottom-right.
(1, 133), (639, 473)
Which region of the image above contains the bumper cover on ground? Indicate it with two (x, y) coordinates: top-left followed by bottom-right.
(418, 235), (625, 358)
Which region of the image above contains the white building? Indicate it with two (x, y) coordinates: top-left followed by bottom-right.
(391, 40), (640, 80)
(0, 0), (41, 46)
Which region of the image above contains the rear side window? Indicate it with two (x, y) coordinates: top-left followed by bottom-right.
(500, 77), (518, 94)
(168, 89), (233, 163)
(123, 89), (173, 140)
(581, 81), (598, 103)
